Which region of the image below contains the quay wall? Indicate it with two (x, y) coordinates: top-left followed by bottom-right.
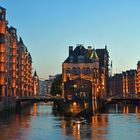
(0, 97), (16, 114)
(0, 97), (32, 115)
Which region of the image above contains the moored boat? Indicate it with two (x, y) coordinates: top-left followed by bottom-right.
(72, 117), (86, 125)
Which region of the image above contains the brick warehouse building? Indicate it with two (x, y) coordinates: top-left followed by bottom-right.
(137, 61), (140, 95)
(96, 46), (110, 95)
(0, 6), (38, 98)
(110, 69), (137, 97)
(62, 45), (109, 113)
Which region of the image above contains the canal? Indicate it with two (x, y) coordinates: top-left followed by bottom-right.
(0, 103), (140, 140)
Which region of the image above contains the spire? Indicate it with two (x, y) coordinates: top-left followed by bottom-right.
(19, 37), (24, 45)
(105, 45), (107, 50)
(34, 70), (38, 77)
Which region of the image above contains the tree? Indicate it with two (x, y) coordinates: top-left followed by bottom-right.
(50, 74), (62, 96)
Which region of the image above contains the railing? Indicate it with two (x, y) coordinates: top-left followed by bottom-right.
(105, 94), (140, 104)
(17, 96), (63, 102)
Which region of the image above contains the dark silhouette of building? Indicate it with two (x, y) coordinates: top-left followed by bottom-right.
(110, 70), (137, 97)
(96, 45), (110, 95)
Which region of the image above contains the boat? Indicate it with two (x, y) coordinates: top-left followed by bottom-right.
(72, 117), (86, 125)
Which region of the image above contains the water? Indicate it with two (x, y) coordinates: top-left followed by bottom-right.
(0, 103), (140, 140)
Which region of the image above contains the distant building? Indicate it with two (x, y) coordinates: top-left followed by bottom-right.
(49, 75), (58, 81)
(38, 74), (58, 96)
(137, 61), (140, 94)
(126, 70), (137, 95)
(48, 75), (59, 94)
(110, 70), (137, 97)
(38, 80), (49, 96)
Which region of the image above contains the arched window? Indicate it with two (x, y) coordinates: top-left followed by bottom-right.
(86, 67), (90, 74)
(66, 68), (71, 74)
(76, 67), (81, 74)
(82, 68), (86, 74)
(72, 67), (77, 74)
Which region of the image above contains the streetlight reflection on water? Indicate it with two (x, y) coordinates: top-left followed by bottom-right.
(1, 103), (140, 140)
(60, 104), (140, 140)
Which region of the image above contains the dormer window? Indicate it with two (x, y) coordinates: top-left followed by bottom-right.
(78, 55), (84, 63)
(69, 56), (73, 63)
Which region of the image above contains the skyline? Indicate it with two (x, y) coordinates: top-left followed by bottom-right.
(1, 0), (140, 79)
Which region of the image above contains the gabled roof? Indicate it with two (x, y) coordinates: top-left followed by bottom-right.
(137, 61), (140, 66)
(96, 46), (109, 56)
(17, 37), (28, 52)
(64, 45), (99, 63)
(0, 6), (6, 12)
(90, 48), (99, 60)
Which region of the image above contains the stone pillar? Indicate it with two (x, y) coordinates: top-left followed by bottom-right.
(62, 83), (64, 98)
(91, 82), (98, 114)
(1, 85), (5, 97)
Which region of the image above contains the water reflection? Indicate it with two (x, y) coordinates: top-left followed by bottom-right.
(0, 103), (140, 140)
(72, 124), (81, 140)
(0, 106), (32, 140)
(33, 103), (38, 117)
(107, 104), (140, 114)
(61, 104), (140, 140)
(60, 114), (108, 140)
(91, 115), (108, 140)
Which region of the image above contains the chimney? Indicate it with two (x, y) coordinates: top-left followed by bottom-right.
(88, 46), (92, 50)
(0, 7), (6, 20)
(69, 46), (73, 56)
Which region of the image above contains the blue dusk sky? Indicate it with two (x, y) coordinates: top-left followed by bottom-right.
(1, 0), (140, 79)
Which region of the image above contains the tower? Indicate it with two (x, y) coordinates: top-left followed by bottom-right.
(96, 46), (110, 95)
(137, 61), (140, 94)
(33, 70), (39, 96)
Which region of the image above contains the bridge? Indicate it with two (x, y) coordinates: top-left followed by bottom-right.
(105, 94), (140, 105)
(16, 96), (63, 103)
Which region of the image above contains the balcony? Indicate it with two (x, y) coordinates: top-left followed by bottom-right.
(0, 55), (5, 62)
(12, 49), (16, 55)
(0, 63), (5, 72)
(12, 71), (16, 78)
(0, 21), (6, 34)
(0, 74), (5, 85)
(12, 57), (16, 63)
(0, 44), (5, 52)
